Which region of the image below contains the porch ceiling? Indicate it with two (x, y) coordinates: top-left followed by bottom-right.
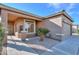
(8, 13), (19, 22)
(8, 13), (43, 22)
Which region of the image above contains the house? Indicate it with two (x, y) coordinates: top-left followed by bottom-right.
(43, 10), (73, 40)
(0, 4), (73, 43)
(72, 24), (79, 34)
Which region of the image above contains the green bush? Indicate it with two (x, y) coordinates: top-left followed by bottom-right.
(36, 28), (49, 36)
(0, 23), (4, 47)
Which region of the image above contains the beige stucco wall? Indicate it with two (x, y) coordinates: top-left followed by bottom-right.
(15, 33), (35, 38)
(37, 15), (72, 40)
(14, 19), (24, 33)
(8, 22), (14, 35)
(43, 15), (63, 40)
(36, 21), (44, 28)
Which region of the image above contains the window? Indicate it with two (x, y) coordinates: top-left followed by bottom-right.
(20, 20), (35, 33)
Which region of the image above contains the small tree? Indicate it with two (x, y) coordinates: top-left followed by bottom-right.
(36, 28), (49, 41)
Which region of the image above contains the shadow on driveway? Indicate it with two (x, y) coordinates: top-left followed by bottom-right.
(7, 42), (53, 55)
(7, 36), (59, 55)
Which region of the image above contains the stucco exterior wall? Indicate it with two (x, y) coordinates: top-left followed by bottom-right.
(15, 33), (35, 38)
(43, 15), (63, 40)
(14, 19), (24, 33)
(38, 15), (72, 40)
(8, 22), (14, 35)
(36, 21), (44, 28)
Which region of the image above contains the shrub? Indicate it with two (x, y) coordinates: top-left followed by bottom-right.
(0, 23), (4, 47)
(36, 28), (49, 41)
(36, 28), (49, 36)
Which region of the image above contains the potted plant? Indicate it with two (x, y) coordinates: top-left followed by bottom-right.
(0, 23), (4, 54)
(36, 28), (49, 41)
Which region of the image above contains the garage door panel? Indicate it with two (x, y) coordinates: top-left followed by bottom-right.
(63, 22), (71, 36)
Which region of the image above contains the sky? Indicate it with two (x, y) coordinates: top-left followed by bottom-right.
(3, 3), (79, 25)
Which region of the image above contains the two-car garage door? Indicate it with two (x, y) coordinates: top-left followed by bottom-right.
(63, 22), (71, 37)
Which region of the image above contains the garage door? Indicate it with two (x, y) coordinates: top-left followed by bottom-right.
(63, 22), (71, 36)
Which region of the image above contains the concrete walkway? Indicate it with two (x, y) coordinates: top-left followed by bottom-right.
(7, 36), (59, 55)
(7, 36), (38, 55)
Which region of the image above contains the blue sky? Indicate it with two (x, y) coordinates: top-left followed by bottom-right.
(3, 3), (79, 25)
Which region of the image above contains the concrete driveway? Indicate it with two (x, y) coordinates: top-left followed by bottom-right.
(42, 35), (79, 55)
(7, 36), (59, 55)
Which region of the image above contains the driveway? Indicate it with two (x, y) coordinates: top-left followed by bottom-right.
(42, 35), (79, 55)
(7, 36), (59, 55)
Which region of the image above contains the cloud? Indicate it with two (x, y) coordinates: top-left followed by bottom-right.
(66, 3), (76, 15)
(48, 3), (61, 9)
(66, 4), (75, 12)
(48, 3), (76, 15)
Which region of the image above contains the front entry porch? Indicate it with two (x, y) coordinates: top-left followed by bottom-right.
(7, 12), (41, 38)
(0, 9), (43, 54)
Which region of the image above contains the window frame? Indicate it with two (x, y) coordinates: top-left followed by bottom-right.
(20, 19), (36, 34)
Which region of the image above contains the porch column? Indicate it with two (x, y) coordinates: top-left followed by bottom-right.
(1, 9), (8, 33)
(1, 9), (8, 46)
(0, 9), (8, 55)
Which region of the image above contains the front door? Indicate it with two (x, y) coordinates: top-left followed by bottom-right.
(8, 22), (14, 35)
